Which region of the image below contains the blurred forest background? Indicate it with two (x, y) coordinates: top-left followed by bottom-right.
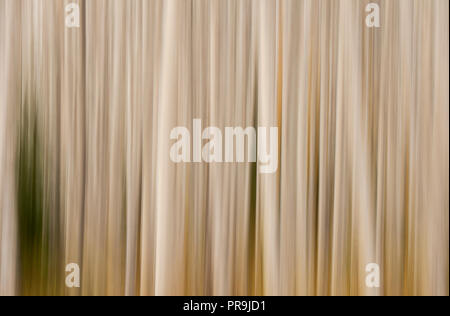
(0, 0), (448, 296)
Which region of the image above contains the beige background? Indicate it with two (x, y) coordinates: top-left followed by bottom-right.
(0, 0), (448, 296)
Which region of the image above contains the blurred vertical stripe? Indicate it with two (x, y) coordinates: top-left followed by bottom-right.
(0, 0), (448, 296)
